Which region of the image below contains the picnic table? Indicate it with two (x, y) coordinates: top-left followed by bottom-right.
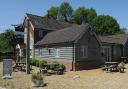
(103, 62), (119, 72)
(13, 62), (26, 71)
(121, 57), (127, 63)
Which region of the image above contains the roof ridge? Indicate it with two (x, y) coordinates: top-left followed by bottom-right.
(26, 13), (42, 18)
(46, 24), (86, 35)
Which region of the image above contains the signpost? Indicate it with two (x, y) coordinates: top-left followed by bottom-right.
(2, 59), (13, 79)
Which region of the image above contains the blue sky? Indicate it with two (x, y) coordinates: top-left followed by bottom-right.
(0, 0), (128, 33)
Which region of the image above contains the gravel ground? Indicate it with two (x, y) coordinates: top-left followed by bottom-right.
(1, 62), (128, 89)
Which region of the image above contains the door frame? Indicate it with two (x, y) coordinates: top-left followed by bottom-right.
(102, 46), (111, 62)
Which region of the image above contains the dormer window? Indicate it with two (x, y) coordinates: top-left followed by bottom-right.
(39, 30), (43, 38)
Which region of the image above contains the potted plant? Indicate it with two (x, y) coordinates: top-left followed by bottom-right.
(31, 72), (44, 87)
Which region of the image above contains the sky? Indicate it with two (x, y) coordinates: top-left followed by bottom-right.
(0, 0), (128, 33)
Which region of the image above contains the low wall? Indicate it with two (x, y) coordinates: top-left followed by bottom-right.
(75, 59), (103, 70)
(43, 59), (103, 71)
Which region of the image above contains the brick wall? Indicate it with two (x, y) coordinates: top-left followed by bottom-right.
(75, 59), (103, 70)
(43, 59), (103, 71)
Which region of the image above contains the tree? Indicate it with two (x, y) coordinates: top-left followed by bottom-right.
(73, 7), (97, 24)
(58, 2), (73, 22)
(92, 15), (122, 35)
(120, 28), (127, 34)
(86, 8), (97, 23)
(73, 7), (87, 24)
(47, 6), (59, 19)
(0, 29), (16, 54)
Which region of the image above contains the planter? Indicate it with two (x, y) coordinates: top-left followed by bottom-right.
(32, 80), (44, 87)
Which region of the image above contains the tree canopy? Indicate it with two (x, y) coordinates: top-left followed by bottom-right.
(58, 2), (73, 22)
(73, 7), (87, 24)
(47, 6), (59, 19)
(46, 2), (125, 35)
(0, 29), (16, 53)
(92, 15), (122, 35)
(73, 7), (97, 24)
(47, 2), (73, 22)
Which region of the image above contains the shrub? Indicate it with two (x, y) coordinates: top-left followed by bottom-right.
(48, 61), (65, 70)
(31, 59), (36, 66)
(59, 64), (65, 70)
(35, 60), (39, 67)
(39, 60), (47, 68)
(31, 59), (39, 67)
(49, 61), (59, 70)
(21, 58), (26, 63)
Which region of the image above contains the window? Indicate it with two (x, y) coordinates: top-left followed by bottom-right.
(81, 46), (88, 58)
(39, 30), (43, 38)
(54, 48), (59, 58)
(48, 48), (54, 55)
(38, 48), (42, 56)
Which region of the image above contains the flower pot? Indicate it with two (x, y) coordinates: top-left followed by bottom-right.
(32, 80), (44, 87)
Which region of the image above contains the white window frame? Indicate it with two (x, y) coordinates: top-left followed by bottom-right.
(48, 48), (54, 55)
(54, 48), (60, 58)
(38, 48), (42, 57)
(81, 45), (88, 58)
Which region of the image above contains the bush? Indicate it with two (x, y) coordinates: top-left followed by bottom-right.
(31, 59), (36, 66)
(49, 61), (59, 70)
(48, 61), (65, 70)
(59, 64), (65, 70)
(21, 58), (26, 63)
(39, 60), (47, 68)
(35, 60), (39, 67)
(31, 59), (39, 67)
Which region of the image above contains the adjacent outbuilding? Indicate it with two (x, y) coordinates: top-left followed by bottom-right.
(35, 24), (102, 71)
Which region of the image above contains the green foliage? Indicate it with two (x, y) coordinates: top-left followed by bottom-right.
(73, 7), (87, 24)
(47, 2), (73, 22)
(58, 2), (73, 22)
(39, 60), (47, 68)
(21, 57), (26, 63)
(73, 7), (97, 24)
(35, 60), (39, 67)
(120, 28), (127, 34)
(47, 6), (59, 19)
(0, 29), (16, 53)
(31, 59), (39, 67)
(59, 64), (65, 70)
(86, 8), (97, 23)
(48, 61), (65, 70)
(31, 59), (36, 66)
(46, 2), (125, 35)
(92, 15), (122, 35)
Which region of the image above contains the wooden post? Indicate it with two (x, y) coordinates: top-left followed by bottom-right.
(26, 19), (30, 74)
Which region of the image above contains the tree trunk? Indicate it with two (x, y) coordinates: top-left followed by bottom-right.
(64, 15), (68, 22)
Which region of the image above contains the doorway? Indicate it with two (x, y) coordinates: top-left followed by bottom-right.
(102, 46), (111, 62)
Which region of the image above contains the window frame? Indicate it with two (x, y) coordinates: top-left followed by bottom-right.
(81, 45), (88, 58)
(54, 48), (60, 58)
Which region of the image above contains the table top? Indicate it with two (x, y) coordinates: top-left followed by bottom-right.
(121, 57), (127, 59)
(105, 62), (119, 64)
(16, 62), (25, 64)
